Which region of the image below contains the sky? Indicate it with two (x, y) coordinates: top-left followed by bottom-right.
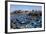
(10, 4), (42, 12)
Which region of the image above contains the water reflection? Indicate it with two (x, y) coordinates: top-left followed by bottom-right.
(10, 10), (42, 29)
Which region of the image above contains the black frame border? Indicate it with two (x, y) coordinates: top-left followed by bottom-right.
(5, 1), (45, 33)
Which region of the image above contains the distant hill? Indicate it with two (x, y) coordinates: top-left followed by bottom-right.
(10, 10), (42, 16)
